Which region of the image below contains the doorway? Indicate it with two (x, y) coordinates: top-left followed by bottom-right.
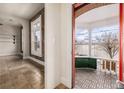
(72, 3), (124, 88)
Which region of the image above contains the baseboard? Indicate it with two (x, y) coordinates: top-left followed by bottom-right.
(25, 56), (45, 66)
(76, 68), (96, 70)
(0, 53), (19, 56)
(61, 77), (71, 89)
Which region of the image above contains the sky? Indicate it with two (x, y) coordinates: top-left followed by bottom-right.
(76, 25), (119, 43)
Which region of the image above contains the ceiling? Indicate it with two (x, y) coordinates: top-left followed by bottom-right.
(76, 4), (119, 28)
(0, 3), (44, 26)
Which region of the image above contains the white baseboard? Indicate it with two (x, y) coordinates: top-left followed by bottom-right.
(61, 77), (71, 88)
(45, 81), (60, 89)
(24, 56), (45, 66)
(0, 53), (18, 56)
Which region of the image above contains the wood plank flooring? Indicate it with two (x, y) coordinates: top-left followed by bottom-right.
(74, 69), (117, 89)
(0, 56), (119, 89)
(0, 56), (44, 89)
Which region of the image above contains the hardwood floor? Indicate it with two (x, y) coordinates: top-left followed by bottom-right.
(74, 69), (117, 89)
(0, 56), (118, 89)
(0, 56), (44, 89)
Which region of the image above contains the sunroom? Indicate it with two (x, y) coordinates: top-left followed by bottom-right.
(74, 4), (120, 89)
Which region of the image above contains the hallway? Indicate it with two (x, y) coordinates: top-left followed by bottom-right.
(0, 56), (44, 89)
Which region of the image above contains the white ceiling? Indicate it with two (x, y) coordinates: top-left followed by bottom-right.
(0, 3), (44, 26)
(0, 3), (43, 19)
(76, 4), (119, 28)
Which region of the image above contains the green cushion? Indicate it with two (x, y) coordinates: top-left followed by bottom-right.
(75, 57), (97, 69)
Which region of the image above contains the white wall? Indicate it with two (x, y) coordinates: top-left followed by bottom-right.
(76, 16), (119, 30)
(60, 4), (72, 88)
(45, 3), (72, 89)
(21, 20), (29, 58)
(0, 14), (29, 58)
(45, 3), (61, 88)
(0, 25), (20, 56)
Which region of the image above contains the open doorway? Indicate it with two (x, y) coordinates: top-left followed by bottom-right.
(0, 3), (45, 89)
(72, 3), (124, 89)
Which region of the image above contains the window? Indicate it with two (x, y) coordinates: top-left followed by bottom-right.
(31, 15), (42, 57)
(91, 25), (119, 59)
(75, 25), (119, 59)
(75, 28), (89, 56)
(30, 9), (44, 61)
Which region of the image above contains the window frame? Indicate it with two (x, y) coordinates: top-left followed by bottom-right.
(29, 9), (45, 61)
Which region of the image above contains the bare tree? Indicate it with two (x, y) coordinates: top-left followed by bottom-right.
(95, 32), (119, 59)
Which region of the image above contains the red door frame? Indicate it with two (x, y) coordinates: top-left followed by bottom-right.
(72, 3), (123, 88)
(72, 3), (89, 88)
(119, 3), (123, 81)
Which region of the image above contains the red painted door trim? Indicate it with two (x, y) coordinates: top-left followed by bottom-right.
(72, 3), (88, 88)
(119, 3), (123, 81)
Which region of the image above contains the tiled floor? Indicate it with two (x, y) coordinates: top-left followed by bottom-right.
(74, 68), (117, 89)
(0, 56), (44, 89)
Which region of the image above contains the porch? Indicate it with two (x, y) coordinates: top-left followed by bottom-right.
(75, 56), (118, 89)
(74, 4), (120, 89)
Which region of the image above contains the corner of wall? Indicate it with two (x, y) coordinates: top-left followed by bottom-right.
(60, 4), (72, 89)
(61, 77), (72, 88)
(23, 56), (45, 66)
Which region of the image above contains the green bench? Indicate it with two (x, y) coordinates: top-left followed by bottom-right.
(75, 57), (97, 69)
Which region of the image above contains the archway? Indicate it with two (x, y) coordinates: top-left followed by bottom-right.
(72, 3), (123, 88)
